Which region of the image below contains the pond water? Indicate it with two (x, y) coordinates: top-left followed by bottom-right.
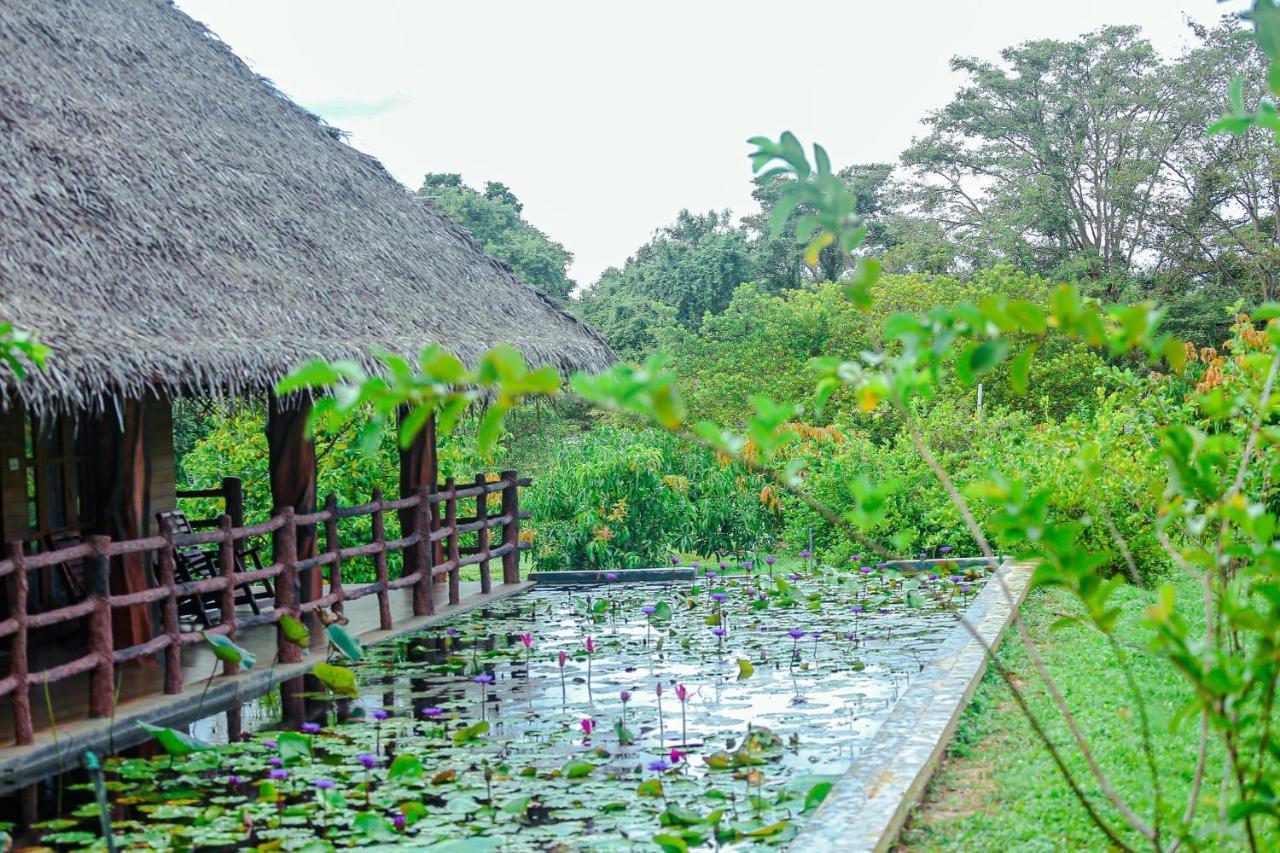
(23, 560), (990, 851)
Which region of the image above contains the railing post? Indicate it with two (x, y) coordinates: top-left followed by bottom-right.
(7, 543), (32, 745)
(411, 488), (433, 616)
(158, 520), (183, 693)
(222, 476), (245, 528)
(475, 473), (491, 594)
(501, 469), (520, 585)
(275, 508), (301, 665)
(217, 515), (237, 641)
(445, 477), (460, 606)
(372, 489), (392, 630)
(86, 535), (115, 719)
(324, 493), (344, 618)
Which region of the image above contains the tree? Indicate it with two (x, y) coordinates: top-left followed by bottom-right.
(902, 27), (1184, 294)
(1154, 22), (1280, 302)
(575, 209), (755, 332)
(418, 173), (575, 299)
(744, 164), (895, 289)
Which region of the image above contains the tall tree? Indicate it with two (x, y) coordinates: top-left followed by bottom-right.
(419, 173), (575, 300)
(744, 164), (896, 289)
(902, 27), (1184, 295)
(576, 209), (755, 331)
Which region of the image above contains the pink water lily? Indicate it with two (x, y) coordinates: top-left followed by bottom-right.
(585, 636), (595, 654)
(581, 718), (595, 736)
(519, 633), (533, 649)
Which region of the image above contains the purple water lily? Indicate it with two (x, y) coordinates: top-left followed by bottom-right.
(371, 709), (389, 721)
(647, 759), (671, 773)
(357, 753), (377, 769)
(300, 722), (321, 734)
(421, 707), (443, 718)
(711, 592), (727, 603)
(269, 768), (289, 781)
(314, 778), (334, 790)
(604, 572), (618, 582)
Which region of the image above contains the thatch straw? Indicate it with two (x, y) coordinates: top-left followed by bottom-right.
(0, 0), (613, 415)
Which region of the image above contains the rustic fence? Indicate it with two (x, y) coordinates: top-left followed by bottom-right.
(0, 470), (530, 746)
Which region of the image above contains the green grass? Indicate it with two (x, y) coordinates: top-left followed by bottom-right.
(897, 573), (1261, 852)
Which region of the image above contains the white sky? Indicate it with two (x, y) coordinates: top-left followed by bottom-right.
(176, 1), (1227, 288)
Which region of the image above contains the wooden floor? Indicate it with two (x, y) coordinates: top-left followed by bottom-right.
(0, 580), (532, 768)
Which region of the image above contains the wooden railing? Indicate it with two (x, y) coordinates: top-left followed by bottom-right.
(0, 470), (531, 746)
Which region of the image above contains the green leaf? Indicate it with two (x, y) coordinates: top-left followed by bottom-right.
(637, 779), (665, 797)
(452, 720), (490, 745)
(201, 632), (256, 671)
(737, 659), (755, 680)
(353, 812), (398, 841)
(326, 624), (363, 662)
(1008, 345), (1038, 395)
(135, 722), (214, 757)
(804, 781), (834, 812)
(388, 753), (424, 783)
(312, 662), (359, 698)
(562, 760), (595, 779)
(279, 614), (310, 648)
(277, 731), (311, 763)
(653, 833), (688, 853)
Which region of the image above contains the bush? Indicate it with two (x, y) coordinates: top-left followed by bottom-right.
(523, 425), (777, 570)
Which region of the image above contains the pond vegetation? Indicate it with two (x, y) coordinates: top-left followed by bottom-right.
(30, 558), (991, 851)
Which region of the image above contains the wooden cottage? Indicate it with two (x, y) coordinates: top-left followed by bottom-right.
(0, 0), (612, 735)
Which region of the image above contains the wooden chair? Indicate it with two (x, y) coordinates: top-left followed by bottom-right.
(44, 529), (88, 605)
(156, 510), (273, 627)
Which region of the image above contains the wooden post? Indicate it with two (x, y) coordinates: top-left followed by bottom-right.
(157, 520), (183, 694)
(500, 469), (520, 585)
(323, 493), (344, 618)
(217, 514), (237, 644)
(8, 543), (32, 745)
(274, 508), (301, 665)
(445, 477), (460, 606)
(268, 394), (318, 603)
(398, 409), (440, 588)
(411, 488), (433, 617)
(274, 507), (305, 725)
(107, 399), (152, 651)
(87, 535), (116, 719)
(372, 489), (391, 630)
(223, 476), (245, 528)
(475, 473), (491, 594)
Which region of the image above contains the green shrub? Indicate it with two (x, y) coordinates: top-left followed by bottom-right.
(523, 425), (777, 570)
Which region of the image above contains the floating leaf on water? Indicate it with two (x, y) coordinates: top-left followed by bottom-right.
(636, 779), (664, 797)
(650, 602), (674, 622)
(200, 632), (256, 671)
(562, 760), (595, 779)
(430, 769), (457, 785)
(804, 780), (835, 812)
(653, 833), (688, 852)
(135, 722), (214, 757)
(451, 720), (489, 746)
(500, 795), (534, 815)
(737, 659), (754, 680)
(743, 819), (789, 837)
(276, 731), (311, 764)
(659, 806), (704, 827)
(388, 754), (424, 782)
(353, 811), (397, 841)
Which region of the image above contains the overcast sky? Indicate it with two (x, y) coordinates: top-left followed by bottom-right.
(176, 1), (1227, 289)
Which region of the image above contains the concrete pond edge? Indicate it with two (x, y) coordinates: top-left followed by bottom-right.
(795, 559), (1034, 852)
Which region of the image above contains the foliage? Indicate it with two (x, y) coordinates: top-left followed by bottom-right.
(576, 209), (756, 331)
(57, 563), (976, 849)
(277, 5), (1280, 848)
(523, 425), (776, 570)
(418, 173), (575, 300)
(0, 322), (49, 380)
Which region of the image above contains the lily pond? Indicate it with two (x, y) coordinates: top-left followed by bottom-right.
(31, 559), (993, 851)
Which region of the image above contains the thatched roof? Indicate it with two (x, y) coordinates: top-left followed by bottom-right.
(0, 0), (613, 414)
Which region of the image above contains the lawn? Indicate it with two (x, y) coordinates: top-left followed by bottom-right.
(897, 573), (1254, 852)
